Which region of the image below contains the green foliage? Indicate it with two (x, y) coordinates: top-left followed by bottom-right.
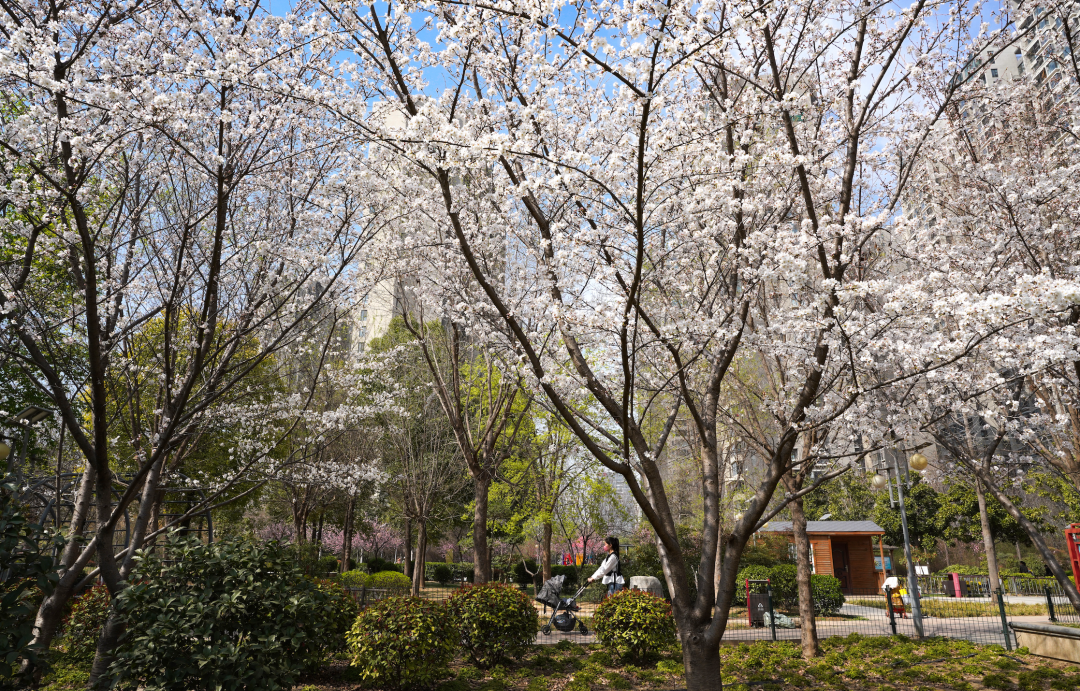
(423, 562), (473, 583)
(592, 590), (676, 662)
(367, 571), (413, 589)
(364, 557), (401, 574)
(734, 564), (844, 614)
(512, 559), (538, 585)
(1, 475), (62, 685)
(625, 524), (702, 601)
(810, 575), (845, 616)
(433, 564), (454, 585)
(105, 535), (343, 690)
(446, 583), (538, 668)
(312, 579), (360, 655)
(60, 584), (111, 660)
(346, 596), (456, 690)
(738, 532), (797, 569)
(734, 565), (773, 606)
(315, 554), (339, 575)
(937, 482), (1041, 548)
(550, 565), (579, 589)
(339, 569), (413, 590)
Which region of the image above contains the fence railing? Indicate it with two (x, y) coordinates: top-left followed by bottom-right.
(338, 576), (1078, 648)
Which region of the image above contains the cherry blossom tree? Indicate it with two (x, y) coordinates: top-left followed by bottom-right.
(320, 0), (1022, 684)
(0, 0), (386, 677)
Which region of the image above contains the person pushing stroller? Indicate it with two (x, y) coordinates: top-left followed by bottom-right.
(586, 536), (624, 597)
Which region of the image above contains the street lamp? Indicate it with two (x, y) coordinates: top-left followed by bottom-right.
(870, 451), (927, 638)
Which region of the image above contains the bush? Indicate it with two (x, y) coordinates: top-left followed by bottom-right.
(1, 474), (62, 684)
(768, 563), (799, 609)
(367, 571), (413, 589)
(312, 579), (360, 657)
(346, 596), (456, 690)
(315, 554), (339, 575)
(592, 590), (676, 662)
(733, 564), (772, 606)
(550, 565), (579, 589)
(341, 569), (367, 588)
(423, 562), (474, 583)
(433, 564), (454, 585)
(105, 535), (342, 690)
(446, 583), (538, 668)
(512, 559), (539, 586)
(810, 575), (845, 616)
(60, 584), (112, 660)
(364, 557), (401, 574)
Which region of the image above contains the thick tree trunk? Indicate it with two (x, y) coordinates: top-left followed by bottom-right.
(404, 519), (413, 579)
(541, 521), (553, 583)
(473, 476), (492, 583)
(975, 478), (1000, 593)
(412, 522), (427, 595)
(680, 632), (723, 691)
(88, 608), (124, 685)
(789, 492), (820, 657)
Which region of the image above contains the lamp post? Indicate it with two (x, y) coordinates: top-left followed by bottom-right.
(872, 451), (926, 639)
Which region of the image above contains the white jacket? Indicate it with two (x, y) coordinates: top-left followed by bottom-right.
(590, 553), (624, 585)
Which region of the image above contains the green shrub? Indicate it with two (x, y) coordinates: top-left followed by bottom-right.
(512, 559), (539, 585)
(364, 557), (401, 574)
(446, 583), (538, 668)
(550, 565), (579, 589)
(315, 554), (339, 575)
(768, 564), (799, 609)
(60, 583), (112, 659)
(105, 535), (341, 690)
(341, 569), (367, 588)
(312, 579), (360, 656)
(810, 574), (846, 616)
(424, 562), (474, 583)
(592, 590), (676, 662)
(367, 570), (413, 589)
(346, 596), (456, 690)
(434, 564), (454, 585)
(1, 475), (62, 684)
(733, 564), (772, 606)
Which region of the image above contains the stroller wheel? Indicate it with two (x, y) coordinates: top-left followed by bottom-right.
(541, 624), (551, 635)
(578, 623), (589, 635)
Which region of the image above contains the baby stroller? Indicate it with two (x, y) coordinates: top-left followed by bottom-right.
(535, 574), (589, 635)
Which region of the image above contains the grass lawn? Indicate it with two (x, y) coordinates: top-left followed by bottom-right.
(40, 634), (1080, 690)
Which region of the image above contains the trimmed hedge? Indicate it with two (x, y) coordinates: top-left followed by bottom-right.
(446, 583), (538, 668)
(340, 569), (413, 590)
(346, 597), (456, 690)
(423, 562), (474, 583)
(592, 590), (676, 662)
(734, 564), (845, 615)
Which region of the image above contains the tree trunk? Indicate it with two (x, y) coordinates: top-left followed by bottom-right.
(341, 495), (356, 573)
(1015, 541), (1023, 562)
(88, 607), (124, 685)
(680, 632), (724, 691)
(412, 521), (427, 596)
(974, 464), (1080, 611)
(404, 519), (413, 579)
(975, 478), (1000, 593)
(789, 491), (820, 657)
(473, 476), (491, 583)
(541, 521), (553, 583)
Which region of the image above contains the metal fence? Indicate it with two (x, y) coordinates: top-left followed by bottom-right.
(342, 577), (1079, 648)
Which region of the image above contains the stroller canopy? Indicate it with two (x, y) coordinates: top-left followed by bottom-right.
(535, 575), (566, 608)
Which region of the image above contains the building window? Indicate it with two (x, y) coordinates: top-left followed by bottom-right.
(360, 309), (368, 321)
(991, 68), (998, 78)
(359, 325), (367, 338)
(987, 51), (995, 64)
(357, 342), (365, 354)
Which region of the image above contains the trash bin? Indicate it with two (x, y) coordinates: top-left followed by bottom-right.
(748, 593), (769, 627)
